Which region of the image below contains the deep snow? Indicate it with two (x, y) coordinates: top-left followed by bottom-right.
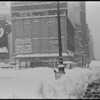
(0, 67), (99, 99)
(0, 67), (55, 99)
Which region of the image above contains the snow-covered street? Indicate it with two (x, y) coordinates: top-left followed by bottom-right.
(0, 67), (55, 99)
(0, 66), (99, 99)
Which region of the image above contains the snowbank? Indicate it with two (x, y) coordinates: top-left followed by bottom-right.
(0, 67), (100, 99)
(39, 68), (100, 99)
(0, 67), (55, 99)
(89, 60), (100, 71)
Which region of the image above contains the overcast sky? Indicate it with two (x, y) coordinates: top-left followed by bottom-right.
(86, 1), (100, 60)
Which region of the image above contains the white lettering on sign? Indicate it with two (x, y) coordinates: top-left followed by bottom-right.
(15, 38), (32, 54)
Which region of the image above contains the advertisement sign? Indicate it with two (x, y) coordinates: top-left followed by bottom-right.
(15, 38), (32, 54)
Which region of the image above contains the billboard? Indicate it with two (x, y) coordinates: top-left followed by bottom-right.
(15, 38), (32, 54)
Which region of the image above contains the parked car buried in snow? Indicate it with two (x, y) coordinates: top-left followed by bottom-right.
(89, 60), (100, 71)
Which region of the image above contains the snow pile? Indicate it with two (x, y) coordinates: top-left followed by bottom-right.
(0, 67), (55, 99)
(0, 67), (100, 99)
(89, 60), (100, 70)
(39, 68), (100, 99)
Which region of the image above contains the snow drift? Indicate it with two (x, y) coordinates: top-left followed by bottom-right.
(89, 60), (100, 71)
(39, 68), (100, 99)
(0, 67), (99, 99)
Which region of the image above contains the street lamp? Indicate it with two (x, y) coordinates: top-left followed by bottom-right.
(81, 45), (84, 68)
(83, 44), (89, 67)
(67, 51), (69, 61)
(85, 44), (88, 67)
(82, 51), (84, 68)
(54, 1), (65, 76)
(87, 39), (90, 66)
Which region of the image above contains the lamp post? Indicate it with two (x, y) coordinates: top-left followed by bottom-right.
(87, 39), (90, 66)
(81, 45), (84, 68)
(56, 1), (65, 74)
(85, 44), (89, 67)
(67, 51), (69, 61)
(81, 44), (88, 68)
(83, 44), (89, 67)
(82, 51), (84, 68)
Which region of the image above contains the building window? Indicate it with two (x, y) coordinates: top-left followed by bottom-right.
(48, 21), (54, 37)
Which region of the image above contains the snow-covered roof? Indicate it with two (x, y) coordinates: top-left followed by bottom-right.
(90, 60), (100, 66)
(89, 60), (100, 71)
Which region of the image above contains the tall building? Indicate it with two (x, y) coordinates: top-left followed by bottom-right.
(79, 2), (88, 66)
(88, 33), (95, 61)
(10, 1), (93, 68)
(67, 2), (93, 67)
(70, 2), (90, 67)
(87, 24), (95, 63)
(67, 2), (82, 65)
(11, 1), (75, 67)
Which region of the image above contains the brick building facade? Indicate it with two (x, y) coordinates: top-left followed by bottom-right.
(11, 1), (75, 68)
